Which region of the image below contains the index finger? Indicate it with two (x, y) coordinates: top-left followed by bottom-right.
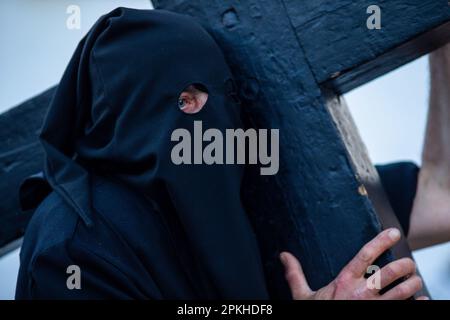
(342, 228), (401, 278)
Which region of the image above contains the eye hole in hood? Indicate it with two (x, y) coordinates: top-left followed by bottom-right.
(178, 83), (209, 114)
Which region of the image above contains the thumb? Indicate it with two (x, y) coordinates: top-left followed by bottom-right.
(280, 252), (313, 300)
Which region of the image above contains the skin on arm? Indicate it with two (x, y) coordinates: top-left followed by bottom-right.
(408, 44), (450, 250)
(280, 228), (428, 300)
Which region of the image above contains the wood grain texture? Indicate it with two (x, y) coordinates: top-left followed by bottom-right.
(0, 87), (55, 248)
(283, 0), (450, 92)
(324, 91), (429, 295)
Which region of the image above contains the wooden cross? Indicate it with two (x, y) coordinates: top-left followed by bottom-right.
(1, 0), (450, 298)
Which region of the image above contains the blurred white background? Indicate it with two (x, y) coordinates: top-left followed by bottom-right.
(0, 0), (449, 299)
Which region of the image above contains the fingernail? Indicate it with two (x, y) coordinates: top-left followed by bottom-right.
(388, 228), (401, 240)
(280, 252), (287, 265)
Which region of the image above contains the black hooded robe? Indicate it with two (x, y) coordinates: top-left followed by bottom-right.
(15, 8), (419, 299)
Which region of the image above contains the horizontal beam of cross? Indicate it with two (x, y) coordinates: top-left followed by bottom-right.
(0, 88), (54, 248)
(282, 0), (450, 93)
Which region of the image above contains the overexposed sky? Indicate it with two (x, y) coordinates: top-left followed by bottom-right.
(1, 0), (449, 300)
(0, 0), (153, 112)
(346, 58), (428, 165)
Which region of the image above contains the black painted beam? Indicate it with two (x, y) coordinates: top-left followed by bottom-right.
(0, 87), (55, 249)
(282, 0), (450, 93)
(323, 90), (422, 280)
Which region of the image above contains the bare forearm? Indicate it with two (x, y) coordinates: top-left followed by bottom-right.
(424, 47), (450, 173)
(408, 45), (450, 250)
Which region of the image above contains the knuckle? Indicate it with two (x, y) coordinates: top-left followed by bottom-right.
(285, 270), (298, 282)
(395, 285), (408, 298)
(382, 265), (397, 280)
(335, 272), (352, 290)
(284, 271), (295, 281)
(359, 247), (373, 263)
(351, 286), (368, 300)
